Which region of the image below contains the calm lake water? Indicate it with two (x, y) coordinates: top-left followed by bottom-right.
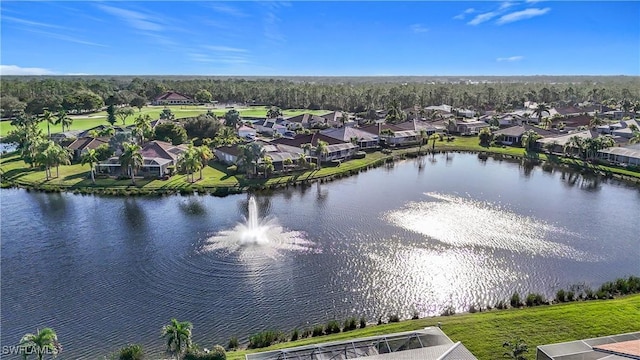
(1, 153), (639, 359)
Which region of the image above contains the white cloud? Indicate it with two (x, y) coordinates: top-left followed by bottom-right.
(499, 2), (515, 10)
(497, 8), (551, 24)
(97, 4), (163, 31)
(2, 15), (66, 29)
(0, 65), (55, 75)
(23, 28), (107, 47)
(204, 45), (248, 53)
(411, 24), (429, 33)
(208, 3), (248, 17)
(468, 11), (500, 25)
(453, 8), (475, 20)
(496, 56), (524, 62)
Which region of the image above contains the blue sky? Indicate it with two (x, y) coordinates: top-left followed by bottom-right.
(1, 1), (638, 76)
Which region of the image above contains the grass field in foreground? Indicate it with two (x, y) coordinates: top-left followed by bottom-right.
(226, 295), (640, 360)
(0, 106), (331, 137)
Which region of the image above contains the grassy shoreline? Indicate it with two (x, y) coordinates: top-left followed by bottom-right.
(2, 137), (639, 195)
(225, 294), (640, 360)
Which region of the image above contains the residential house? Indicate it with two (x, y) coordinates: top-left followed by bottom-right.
(96, 140), (187, 178)
(536, 129), (599, 155)
(67, 137), (110, 161)
(152, 91), (194, 106)
(359, 123), (422, 147)
(320, 111), (348, 127)
(214, 144), (244, 165)
(598, 143), (640, 167)
(79, 125), (132, 138)
(283, 113), (326, 130)
(238, 125), (257, 140)
(456, 120), (489, 135)
(494, 124), (556, 146)
(611, 119), (640, 139)
(51, 130), (82, 144)
(321, 126), (379, 150)
(271, 133), (357, 162)
(256, 118), (288, 136)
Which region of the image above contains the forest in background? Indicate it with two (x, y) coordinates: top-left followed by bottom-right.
(1, 76), (639, 118)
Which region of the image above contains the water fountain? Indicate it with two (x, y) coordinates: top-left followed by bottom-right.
(202, 196), (315, 256)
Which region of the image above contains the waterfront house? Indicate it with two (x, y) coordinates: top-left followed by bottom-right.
(536, 129), (599, 155)
(283, 113), (327, 130)
(96, 140), (187, 178)
(321, 126), (379, 150)
(67, 137), (110, 161)
(494, 124), (555, 146)
(598, 143), (640, 167)
(214, 144), (244, 165)
(611, 119), (640, 139)
(271, 133), (357, 162)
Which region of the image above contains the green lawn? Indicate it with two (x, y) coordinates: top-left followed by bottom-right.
(2, 136), (639, 192)
(0, 106), (331, 137)
(225, 295), (640, 360)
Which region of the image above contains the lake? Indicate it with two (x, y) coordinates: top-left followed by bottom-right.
(1, 153), (639, 359)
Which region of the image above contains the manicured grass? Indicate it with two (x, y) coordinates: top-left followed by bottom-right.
(2, 136), (639, 193)
(225, 295), (640, 360)
(0, 106), (331, 137)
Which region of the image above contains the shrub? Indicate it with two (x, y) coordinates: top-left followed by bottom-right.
(184, 345), (226, 360)
(359, 317), (367, 329)
(388, 314), (400, 323)
(411, 311), (420, 320)
(227, 337), (239, 351)
(302, 328), (312, 339)
(510, 292), (521, 308)
(354, 151), (366, 159)
(118, 344), (144, 360)
(584, 287), (594, 300)
(377, 316), (384, 325)
(566, 291), (575, 302)
(342, 317), (358, 332)
(290, 328), (299, 341)
(525, 293), (546, 307)
(495, 300), (507, 310)
(312, 325), (324, 337)
(441, 306), (456, 316)
(324, 320), (341, 335)
(468, 304), (478, 313)
(248, 330), (285, 349)
(382, 149), (392, 154)
(555, 289), (566, 303)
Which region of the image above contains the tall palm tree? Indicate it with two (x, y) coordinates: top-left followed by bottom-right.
(177, 146), (201, 183)
(534, 103), (550, 125)
(589, 115), (603, 129)
(418, 129), (428, 152)
(478, 127), (493, 147)
(19, 328), (61, 360)
(444, 118), (457, 134)
(52, 143), (71, 178)
(134, 114), (153, 144)
(119, 142), (143, 185)
(566, 136), (585, 158)
(81, 148), (99, 184)
(195, 145), (213, 180)
(315, 140), (329, 169)
(237, 142), (265, 176)
(161, 319), (192, 358)
(521, 129), (541, 151)
(297, 152), (308, 169)
(261, 155), (274, 178)
(41, 110), (57, 138)
(56, 110), (72, 132)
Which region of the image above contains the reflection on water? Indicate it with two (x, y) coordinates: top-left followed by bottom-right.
(385, 192), (597, 261)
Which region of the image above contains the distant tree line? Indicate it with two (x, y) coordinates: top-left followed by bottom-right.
(1, 76), (639, 118)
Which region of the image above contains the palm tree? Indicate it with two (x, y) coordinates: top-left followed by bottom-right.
(589, 115), (603, 129)
(195, 145), (213, 180)
(237, 142), (265, 176)
(117, 107), (135, 126)
(118, 344), (144, 360)
(521, 129), (541, 151)
(98, 126), (115, 138)
(534, 103), (550, 125)
(266, 106), (282, 119)
(134, 114), (153, 144)
(81, 148), (99, 184)
(56, 110), (72, 132)
(19, 328), (61, 360)
(119, 142), (143, 185)
(444, 118), (457, 134)
(177, 146), (201, 183)
(620, 99), (632, 118)
(41, 110), (57, 138)
(261, 155), (274, 178)
(630, 131), (640, 144)
(315, 140), (329, 169)
(385, 99), (405, 124)
(478, 127), (493, 147)
(418, 129), (428, 152)
(161, 319), (192, 358)
(566, 136), (585, 158)
(540, 117), (552, 130)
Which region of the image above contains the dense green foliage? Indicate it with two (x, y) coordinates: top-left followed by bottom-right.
(1, 76), (638, 117)
(118, 344), (144, 360)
